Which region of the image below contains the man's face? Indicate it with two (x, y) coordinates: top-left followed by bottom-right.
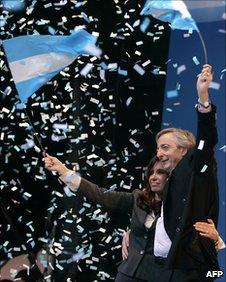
(156, 133), (187, 172)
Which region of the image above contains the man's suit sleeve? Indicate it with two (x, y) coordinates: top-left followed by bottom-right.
(194, 104), (218, 174)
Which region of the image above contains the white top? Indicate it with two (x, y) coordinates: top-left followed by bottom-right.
(154, 204), (172, 258)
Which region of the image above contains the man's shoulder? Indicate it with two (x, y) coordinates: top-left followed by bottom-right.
(174, 149), (195, 170)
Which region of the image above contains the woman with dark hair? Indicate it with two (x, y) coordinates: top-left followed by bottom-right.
(136, 156), (165, 215)
(44, 154), (169, 282)
(115, 157), (169, 282)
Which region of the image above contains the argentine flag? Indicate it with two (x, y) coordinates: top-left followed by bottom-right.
(141, 0), (199, 31)
(3, 29), (101, 102)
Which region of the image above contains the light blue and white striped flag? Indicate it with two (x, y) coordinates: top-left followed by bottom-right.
(140, 0), (199, 31)
(3, 29), (101, 102)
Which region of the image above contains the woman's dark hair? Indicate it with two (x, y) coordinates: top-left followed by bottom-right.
(137, 156), (168, 214)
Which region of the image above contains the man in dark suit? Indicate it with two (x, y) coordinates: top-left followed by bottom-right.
(152, 64), (219, 281)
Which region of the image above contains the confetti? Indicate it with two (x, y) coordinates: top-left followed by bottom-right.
(192, 56), (200, 65)
(167, 90), (178, 98)
(80, 63), (93, 76)
(219, 145), (226, 152)
(198, 140), (204, 150)
(177, 65), (186, 75)
(209, 81), (220, 90)
(133, 64), (145, 75)
(200, 165), (208, 173)
(140, 17), (151, 33)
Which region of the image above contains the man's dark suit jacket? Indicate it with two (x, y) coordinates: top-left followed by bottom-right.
(163, 106), (219, 271)
(77, 181), (160, 280)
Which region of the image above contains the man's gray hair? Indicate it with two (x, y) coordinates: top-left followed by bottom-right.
(156, 128), (196, 150)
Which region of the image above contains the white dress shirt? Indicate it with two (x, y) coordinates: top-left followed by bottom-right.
(154, 204), (172, 258)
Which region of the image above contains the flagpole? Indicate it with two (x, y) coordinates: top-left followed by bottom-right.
(197, 31), (208, 64)
(23, 104), (46, 156)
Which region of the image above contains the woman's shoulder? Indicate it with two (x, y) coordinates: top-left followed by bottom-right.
(132, 188), (143, 197)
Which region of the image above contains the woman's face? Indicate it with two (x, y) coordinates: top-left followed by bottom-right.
(148, 161), (168, 194)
